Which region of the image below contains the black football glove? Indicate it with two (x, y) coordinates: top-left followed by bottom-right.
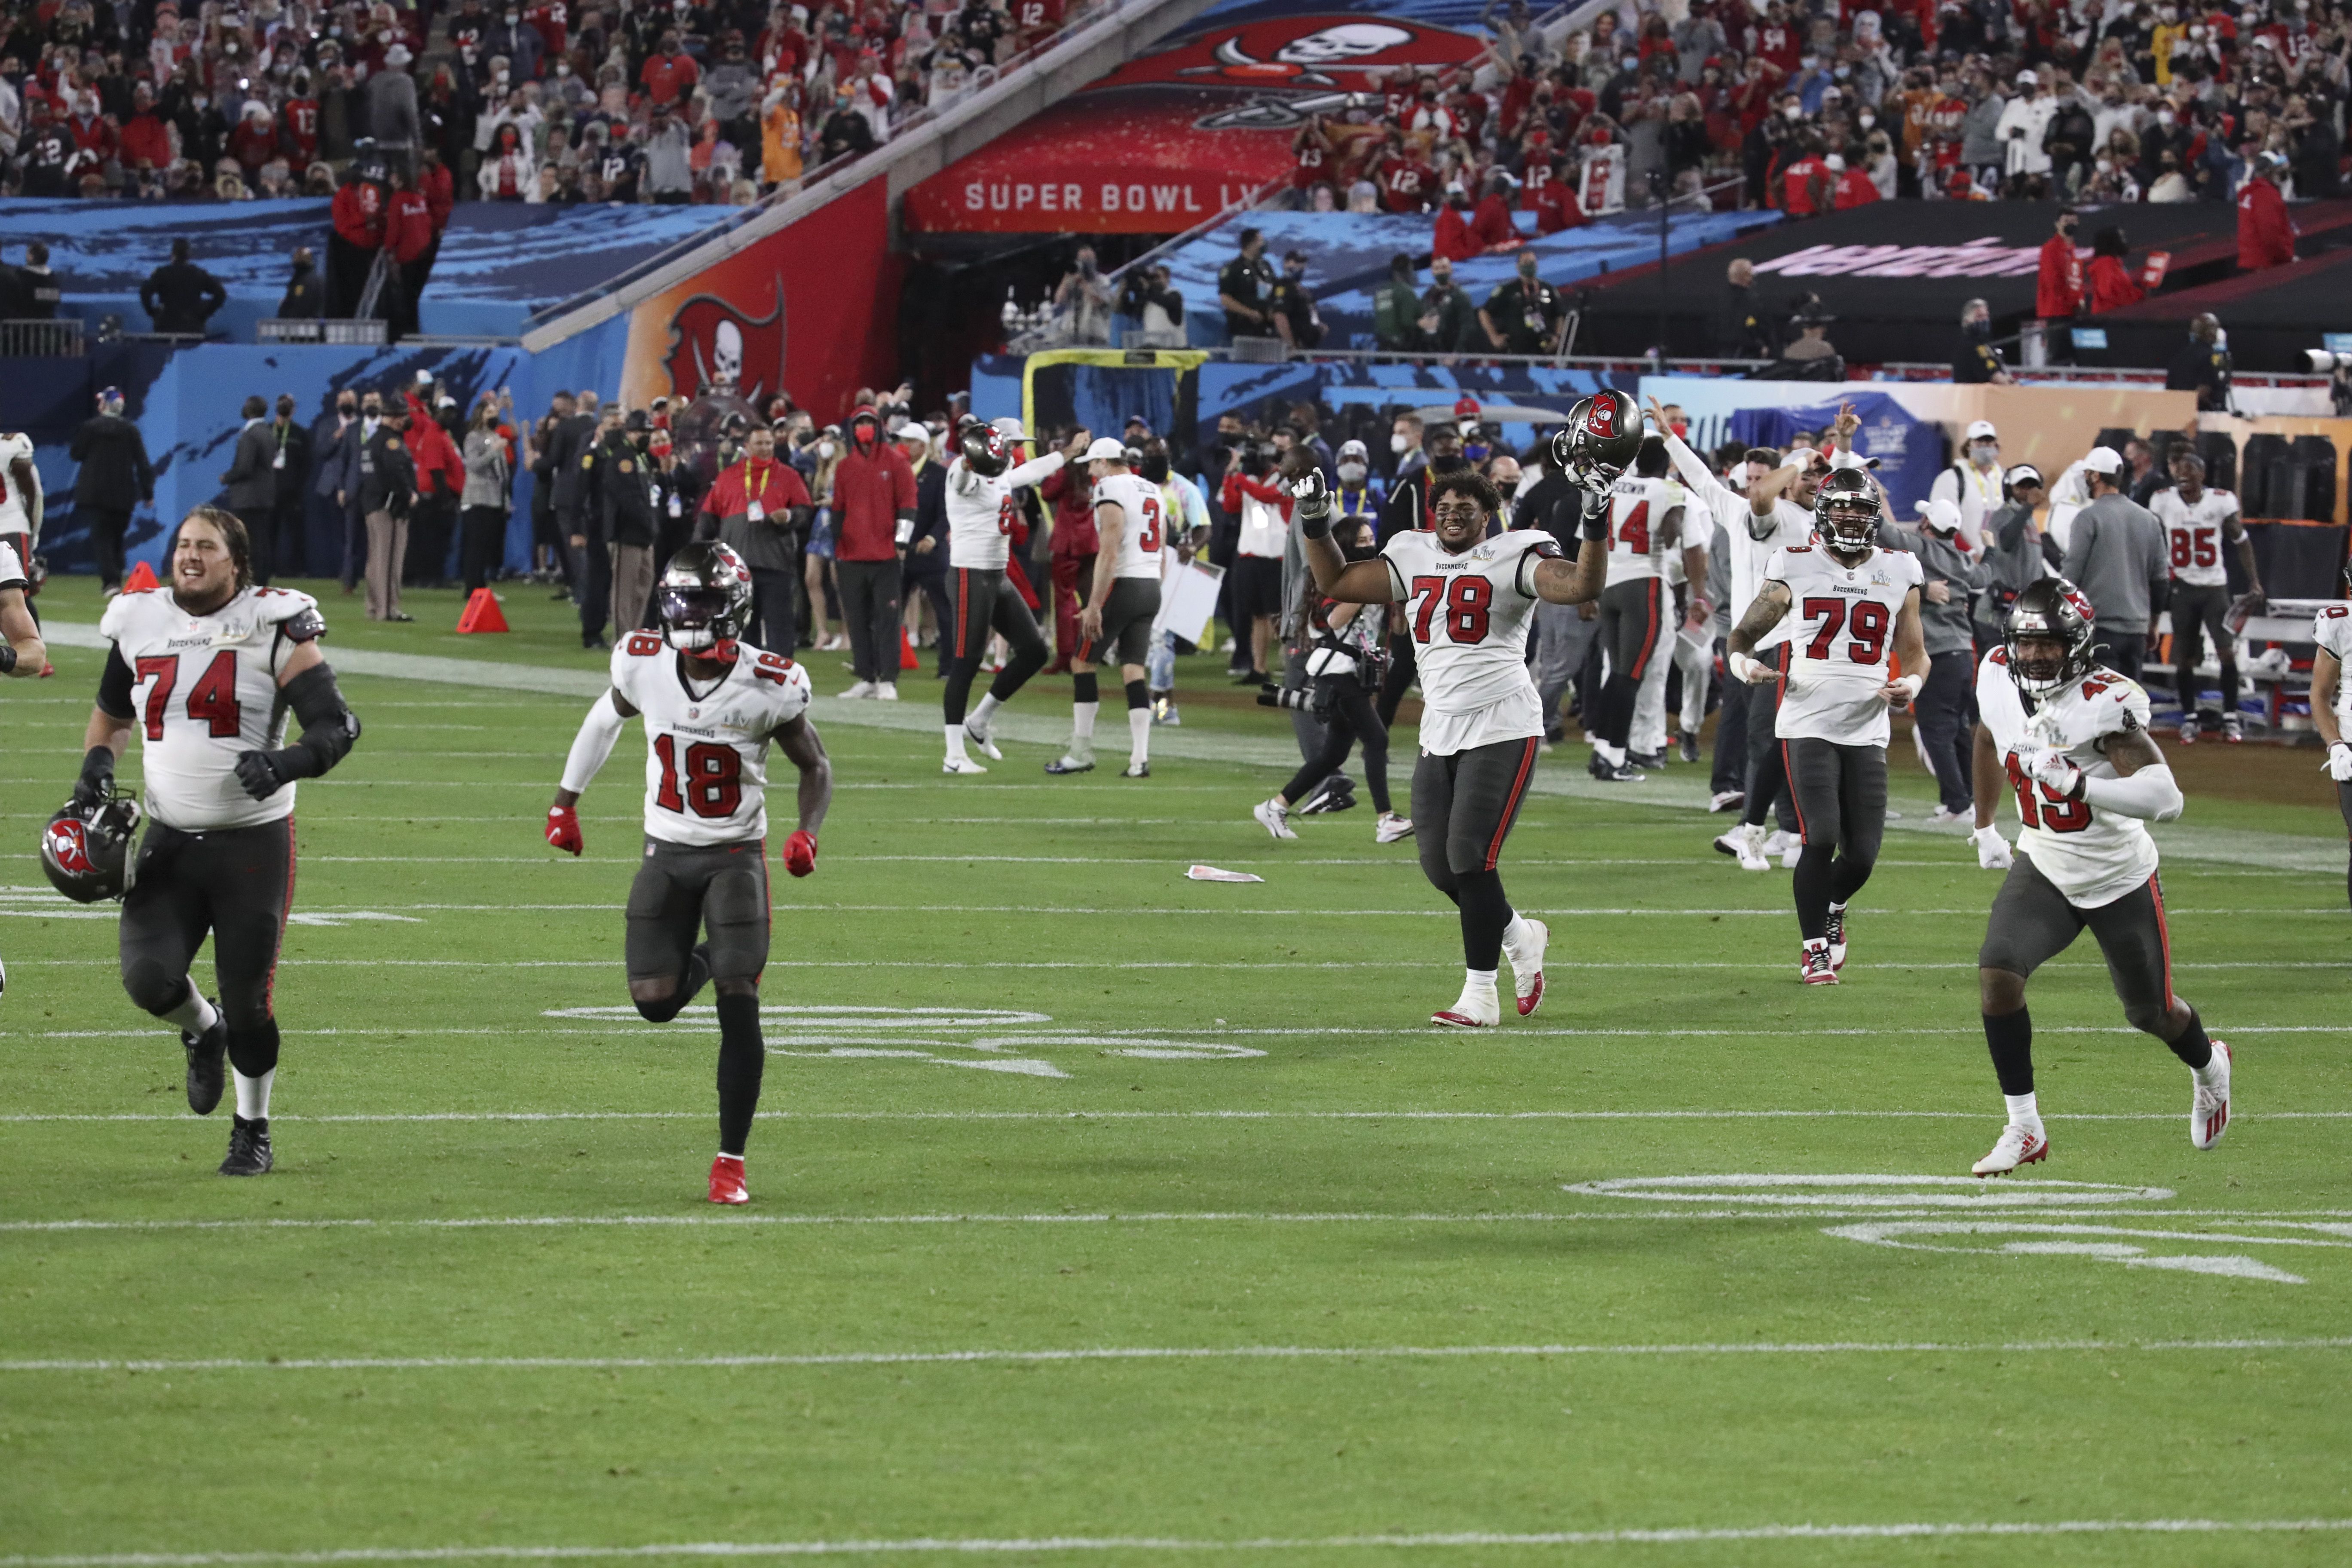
(233, 749), (296, 801)
(72, 745), (116, 808)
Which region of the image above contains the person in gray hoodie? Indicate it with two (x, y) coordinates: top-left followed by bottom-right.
(2061, 445), (2170, 684)
(1908, 496), (1991, 819)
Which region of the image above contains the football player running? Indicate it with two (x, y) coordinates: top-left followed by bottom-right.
(1584, 431), (1696, 781)
(2313, 553), (2352, 909)
(1966, 578), (2226, 1176)
(1726, 465), (1928, 984)
(940, 420), (1085, 774)
(545, 543), (833, 1206)
(1300, 390), (1622, 1027)
(1048, 438), (1164, 778)
(67, 507), (361, 1174)
(0, 532), (48, 997)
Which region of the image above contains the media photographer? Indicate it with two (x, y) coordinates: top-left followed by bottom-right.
(1252, 513), (1410, 844)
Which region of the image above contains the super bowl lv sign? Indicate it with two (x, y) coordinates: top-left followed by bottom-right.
(661, 288), (786, 406)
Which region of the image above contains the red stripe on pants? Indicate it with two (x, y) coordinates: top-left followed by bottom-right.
(2148, 873), (2175, 1008)
(1627, 579), (1663, 680)
(1780, 740), (1808, 845)
(1484, 737), (1540, 870)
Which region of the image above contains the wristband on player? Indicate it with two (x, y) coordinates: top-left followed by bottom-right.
(1578, 499), (1608, 541)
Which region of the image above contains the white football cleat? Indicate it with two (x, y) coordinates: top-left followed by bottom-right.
(2191, 1040), (2233, 1151)
(1761, 828), (1797, 858)
(1253, 798), (1298, 840)
(1505, 918), (1548, 1017)
(839, 680), (876, 700)
(1782, 841), (1803, 870)
(1716, 824), (1770, 871)
(942, 754), (989, 775)
(1431, 984), (1500, 1029)
(1375, 811), (1415, 843)
(1798, 940), (1838, 985)
(873, 683), (899, 702)
(1972, 1121), (2049, 1177)
(963, 723), (1002, 761)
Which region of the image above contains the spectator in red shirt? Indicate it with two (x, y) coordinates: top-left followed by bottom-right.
(1377, 132), (1435, 213)
(1780, 138), (1831, 214)
(119, 83), (174, 176)
(640, 31), (700, 107)
(387, 169), (435, 339)
(830, 405), (918, 697)
(281, 80), (320, 171)
(327, 162), (389, 315)
(698, 425), (815, 653)
(1528, 156), (1584, 232)
(2237, 152), (2296, 271)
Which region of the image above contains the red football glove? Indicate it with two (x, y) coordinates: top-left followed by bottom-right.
(545, 803), (583, 856)
(782, 829), (818, 877)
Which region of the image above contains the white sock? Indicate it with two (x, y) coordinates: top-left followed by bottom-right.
(2194, 1051), (2228, 1085)
(943, 723), (968, 763)
(1461, 968), (1499, 1001)
(234, 1066), (274, 1121)
(716, 1151), (743, 1166)
(1829, 900), (1847, 914)
(1597, 741), (1625, 765)
(971, 693), (1003, 731)
(1072, 700), (1099, 741)
(163, 984), (217, 1037)
(1501, 914), (1535, 959)
(1127, 706), (1150, 764)
(2003, 1091), (2042, 1129)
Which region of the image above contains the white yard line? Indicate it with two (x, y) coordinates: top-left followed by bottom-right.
(6, 1335), (2348, 1375)
(9, 1109), (2348, 1124)
(0, 1023), (2343, 1040)
(6, 1517), (2352, 1564)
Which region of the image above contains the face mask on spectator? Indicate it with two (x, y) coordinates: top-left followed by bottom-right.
(1390, 433), (1412, 454)
(1338, 460), (1367, 484)
(1859, 110), (1875, 128)
(1782, 103), (1801, 120)
(1833, 62), (1850, 78)
(817, 439), (837, 459)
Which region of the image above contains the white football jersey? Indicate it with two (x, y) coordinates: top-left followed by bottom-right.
(945, 450), (1064, 571)
(1976, 649), (2162, 908)
(1766, 542), (1925, 747)
(2315, 601), (2352, 729)
(609, 631), (813, 847)
(1381, 527), (1561, 756)
(0, 431), (35, 539)
(2149, 486), (2239, 588)
(100, 584), (324, 831)
(0, 538), (23, 589)
(1602, 475), (1681, 586)
(1092, 472), (1165, 580)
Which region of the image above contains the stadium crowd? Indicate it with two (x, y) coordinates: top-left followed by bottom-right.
(1280, 0), (2349, 229)
(0, 0), (1084, 204)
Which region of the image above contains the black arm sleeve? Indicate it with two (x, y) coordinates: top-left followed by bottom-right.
(96, 644), (136, 720)
(275, 662), (361, 779)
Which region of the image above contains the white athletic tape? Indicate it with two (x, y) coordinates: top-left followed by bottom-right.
(5, 1517), (2352, 1563)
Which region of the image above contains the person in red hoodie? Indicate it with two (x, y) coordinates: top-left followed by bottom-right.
(416, 146), (455, 288)
(386, 167), (435, 340)
(829, 404), (918, 698)
(2237, 151), (2297, 272)
(2086, 225), (2146, 312)
(118, 83), (175, 181)
(328, 159), (389, 315)
(1829, 152), (1880, 208)
(2034, 208), (2082, 350)
(1039, 443), (1101, 675)
(1466, 171), (1522, 252)
(402, 375), (464, 588)
(1431, 182), (1479, 262)
(1780, 137), (1831, 215)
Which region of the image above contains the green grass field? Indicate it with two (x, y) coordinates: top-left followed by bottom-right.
(3, 577), (2349, 1567)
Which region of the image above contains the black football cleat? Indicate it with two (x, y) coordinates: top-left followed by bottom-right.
(220, 1115), (273, 1176)
(184, 1004), (227, 1116)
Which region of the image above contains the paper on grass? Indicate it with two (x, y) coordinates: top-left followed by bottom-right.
(1186, 865), (1264, 883)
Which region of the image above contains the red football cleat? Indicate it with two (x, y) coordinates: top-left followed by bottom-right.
(708, 1154), (748, 1205)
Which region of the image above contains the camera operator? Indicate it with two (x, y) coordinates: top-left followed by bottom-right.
(1252, 513), (1411, 844)
(1119, 263), (1187, 349)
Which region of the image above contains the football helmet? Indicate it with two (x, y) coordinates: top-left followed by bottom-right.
(2004, 576), (2099, 697)
(40, 788), (141, 903)
(1553, 390), (1644, 495)
(1813, 467), (1881, 555)
(656, 542), (755, 654)
(959, 423), (1011, 478)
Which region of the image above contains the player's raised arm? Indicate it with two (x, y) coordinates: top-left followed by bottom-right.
(2017, 721), (2184, 824)
(1880, 586), (1928, 711)
(772, 711), (832, 877)
(547, 686), (640, 855)
(230, 628), (362, 803)
(1294, 471), (1396, 603)
(1531, 489), (1608, 605)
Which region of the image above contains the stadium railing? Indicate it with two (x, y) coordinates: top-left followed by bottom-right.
(0, 319), (84, 357)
